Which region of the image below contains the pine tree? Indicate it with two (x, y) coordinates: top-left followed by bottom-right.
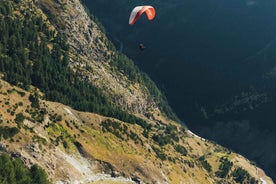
(30, 164), (50, 184)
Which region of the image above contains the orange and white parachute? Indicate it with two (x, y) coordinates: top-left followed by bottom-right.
(129, 6), (155, 25)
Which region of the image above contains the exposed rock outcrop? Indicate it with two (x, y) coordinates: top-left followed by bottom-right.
(36, 0), (158, 116)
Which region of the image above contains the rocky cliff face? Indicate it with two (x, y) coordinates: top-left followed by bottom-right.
(36, 0), (159, 117)
(0, 0), (273, 183)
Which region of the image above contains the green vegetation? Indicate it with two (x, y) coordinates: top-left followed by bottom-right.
(110, 53), (177, 121)
(49, 113), (62, 123)
(199, 156), (212, 173)
(231, 167), (258, 184)
(32, 135), (47, 146)
(101, 119), (125, 140)
(15, 90), (25, 97)
(101, 119), (143, 144)
(0, 1), (158, 127)
(25, 104), (46, 123)
(174, 144), (187, 156)
(46, 123), (74, 149)
(152, 146), (166, 161)
(0, 126), (19, 139)
(14, 113), (25, 128)
(215, 157), (233, 178)
(164, 124), (179, 142)
(29, 93), (40, 109)
(152, 124), (179, 146)
(152, 133), (172, 146)
(0, 153), (50, 184)
(30, 164), (50, 184)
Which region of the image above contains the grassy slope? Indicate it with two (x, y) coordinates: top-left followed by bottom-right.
(0, 79), (272, 183)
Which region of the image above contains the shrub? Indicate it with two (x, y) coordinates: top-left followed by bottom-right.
(14, 113), (25, 128)
(152, 146), (166, 161)
(29, 93), (39, 109)
(199, 156), (212, 173)
(231, 167), (257, 184)
(175, 144), (187, 156)
(0, 126), (19, 139)
(215, 157), (233, 178)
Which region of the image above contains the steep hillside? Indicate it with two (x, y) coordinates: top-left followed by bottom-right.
(0, 0), (273, 183)
(35, 0), (175, 120)
(0, 79), (272, 183)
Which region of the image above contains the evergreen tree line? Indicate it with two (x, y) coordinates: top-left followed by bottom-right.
(0, 153), (50, 184)
(0, 1), (148, 127)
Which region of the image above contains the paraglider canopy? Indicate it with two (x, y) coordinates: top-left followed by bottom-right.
(129, 6), (155, 25)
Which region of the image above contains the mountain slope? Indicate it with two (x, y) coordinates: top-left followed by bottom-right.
(35, 0), (175, 120)
(0, 78), (272, 183)
(0, 0), (273, 183)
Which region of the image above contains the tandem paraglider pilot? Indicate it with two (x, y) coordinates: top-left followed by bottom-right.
(139, 43), (146, 51)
